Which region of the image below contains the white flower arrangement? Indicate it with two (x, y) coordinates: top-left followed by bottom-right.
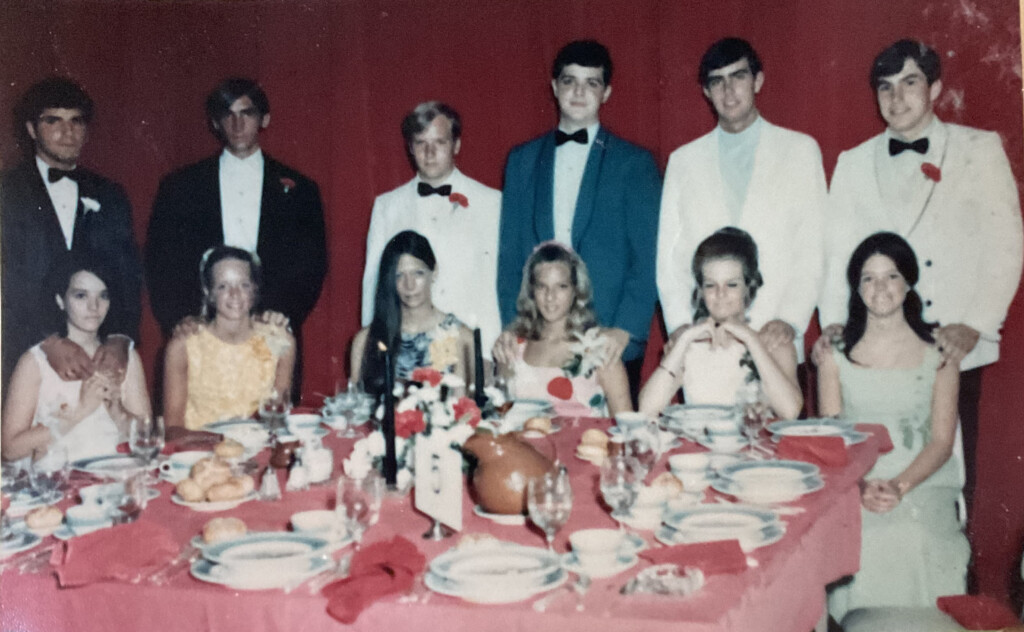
(565, 327), (608, 378)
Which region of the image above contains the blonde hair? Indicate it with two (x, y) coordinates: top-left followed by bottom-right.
(511, 241), (597, 339)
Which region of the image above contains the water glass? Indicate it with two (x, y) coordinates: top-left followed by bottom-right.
(336, 475), (373, 546)
(129, 416), (165, 484)
(259, 391), (291, 433)
(624, 433), (658, 480)
(526, 467), (573, 551)
(599, 455), (641, 529)
(30, 445), (69, 502)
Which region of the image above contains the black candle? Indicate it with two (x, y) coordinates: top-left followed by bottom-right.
(379, 341), (397, 488)
(473, 327), (486, 407)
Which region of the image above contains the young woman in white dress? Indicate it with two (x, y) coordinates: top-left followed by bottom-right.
(639, 227), (802, 419)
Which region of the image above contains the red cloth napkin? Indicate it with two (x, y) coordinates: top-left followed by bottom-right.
(322, 536), (427, 623)
(638, 539), (747, 575)
(856, 423), (894, 453)
(776, 435), (848, 467)
(937, 595), (1021, 630)
(50, 519), (178, 587)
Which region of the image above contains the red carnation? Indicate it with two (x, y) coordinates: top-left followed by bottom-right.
(395, 409), (426, 438)
(449, 192), (469, 208)
(921, 163), (942, 183)
(453, 396), (482, 427)
(411, 367), (443, 387)
(547, 376), (573, 401)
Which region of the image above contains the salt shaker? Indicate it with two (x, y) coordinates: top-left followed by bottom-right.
(259, 465), (282, 501)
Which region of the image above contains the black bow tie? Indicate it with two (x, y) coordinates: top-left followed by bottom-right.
(417, 182), (452, 197)
(889, 137), (929, 156)
(48, 167), (77, 183)
(555, 129), (588, 146)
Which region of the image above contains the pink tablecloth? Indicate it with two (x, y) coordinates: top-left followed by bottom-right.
(0, 420), (886, 632)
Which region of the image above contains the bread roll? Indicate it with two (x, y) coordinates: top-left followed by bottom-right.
(25, 505), (63, 530)
(190, 457), (232, 491)
(651, 472), (685, 496)
(175, 478), (205, 502)
(205, 479), (248, 502)
(580, 428), (609, 448)
(202, 517), (247, 544)
(524, 416), (552, 434)
(231, 474), (255, 494)
(213, 439), (244, 460)
(576, 443), (608, 465)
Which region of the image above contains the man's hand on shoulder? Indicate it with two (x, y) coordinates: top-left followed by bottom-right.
(41, 335), (94, 381)
(93, 334), (131, 384)
(256, 310), (291, 331)
(172, 316), (204, 340)
(492, 331), (518, 369)
(935, 323), (980, 368)
(757, 320), (796, 352)
(599, 327), (630, 367)
(811, 324), (844, 367)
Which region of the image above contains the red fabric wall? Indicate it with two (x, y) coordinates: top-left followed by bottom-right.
(2, 0), (1022, 608)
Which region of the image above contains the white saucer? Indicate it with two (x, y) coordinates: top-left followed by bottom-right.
(0, 530), (42, 557)
(6, 490), (62, 517)
(472, 505), (526, 525)
(171, 491), (257, 512)
(562, 550), (638, 578)
(190, 555), (331, 591)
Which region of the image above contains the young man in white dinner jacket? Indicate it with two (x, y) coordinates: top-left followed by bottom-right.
(818, 39), (1023, 517)
(657, 37), (826, 362)
(360, 101), (502, 356)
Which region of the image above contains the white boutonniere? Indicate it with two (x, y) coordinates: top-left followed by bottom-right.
(566, 327), (608, 378)
(81, 197), (101, 214)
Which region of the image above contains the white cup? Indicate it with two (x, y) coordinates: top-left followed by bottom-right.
(158, 451), (209, 482)
(78, 482), (123, 507)
(668, 453), (712, 490)
(570, 528), (625, 570)
(65, 504), (113, 535)
(291, 509), (340, 540)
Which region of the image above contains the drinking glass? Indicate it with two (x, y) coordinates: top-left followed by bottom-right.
(129, 416), (165, 484)
(259, 390), (291, 433)
(336, 475), (373, 547)
(737, 388), (769, 454)
(624, 433), (658, 480)
(599, 455), (641, 529)
(526, 467), (573, 552)
(30, 444), (69, 503)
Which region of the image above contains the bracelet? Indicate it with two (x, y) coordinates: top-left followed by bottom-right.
(658, 363), (679, 379)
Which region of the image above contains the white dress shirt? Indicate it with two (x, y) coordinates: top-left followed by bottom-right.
(218, 149), (264, 252)
(718, 116), (762, 222)
(553, 122), (599, 245)
(36, 155), (78, 249)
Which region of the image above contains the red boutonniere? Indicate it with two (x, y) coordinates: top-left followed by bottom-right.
(452, 396), (482, 427)
(921, 163), (942, 183)
(395, 409), (426, 438)
(280, 177), (296, 193)
(449, 192), (469, 208)
(411, 366), (443, 387)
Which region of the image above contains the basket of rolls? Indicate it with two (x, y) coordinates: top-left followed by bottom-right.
(173, 457), (256, 511)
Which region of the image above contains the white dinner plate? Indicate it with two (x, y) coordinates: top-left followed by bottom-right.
(718, 460), (820, 482)
(6, 490), (62, 517)
(71, 455), (146, 477)
(663, 504), (778, 535)
(430, 542), (561, 588)
(424, 567), (567, 603)
(191, 555), (331, 591)
(655, 522), (785, 552)
(712, 475), (825, 504)
(171, 491), (257, 512)
(0, 530), (42, 557)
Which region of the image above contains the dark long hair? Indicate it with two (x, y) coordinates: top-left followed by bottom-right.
(360, 231), (437, 395)
(842, 232), (935, 359)
(691, 227), (763, 321)
(46, 253), (117, 341)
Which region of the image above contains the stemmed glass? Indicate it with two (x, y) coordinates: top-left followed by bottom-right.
(30, 444), (69, 503)
(526, 467), (573, 552)
(332, 382), (362, 439)
(336, 475), (374, 548)
(129, 416), (165, 485)
(737, 387), (770, 455)
(259, 390), (291, 434)
(599, 454), (641, 530)
(625, 433), (658, 480)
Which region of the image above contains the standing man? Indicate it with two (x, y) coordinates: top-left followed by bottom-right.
(361, 101), (502, 355)
(819, 40), (1023, 513)
(658, 38), (825, 360)
(1, 77), (142, 394)
(497, 40), (661, 398)
(146, 78), (327, 394)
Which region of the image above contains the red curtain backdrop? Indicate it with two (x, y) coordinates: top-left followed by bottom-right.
(2, 0), (1022, 608)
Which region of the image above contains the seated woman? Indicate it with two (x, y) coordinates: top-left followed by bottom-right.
(495, 241), (630, 417)
(351, 230), (473, 394)
(639, 227), (802, 419)
(164, 246), (294, 430)
(1, 257), (151, 464)
(817, 232), (967, 623)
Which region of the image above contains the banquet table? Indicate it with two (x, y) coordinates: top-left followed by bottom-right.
(0, 418), (887, 632)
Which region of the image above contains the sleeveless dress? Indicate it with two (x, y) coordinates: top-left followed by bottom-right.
(510, 340), (607, 417)
(183, 323), (291, 430)
(827, 345), (968, 622)
(681, 341), (761, 406)
(395, 313), (463, 380)
(27, 344), (121, 464)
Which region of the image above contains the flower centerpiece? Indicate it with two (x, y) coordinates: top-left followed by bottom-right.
(344, 367), (481, 491)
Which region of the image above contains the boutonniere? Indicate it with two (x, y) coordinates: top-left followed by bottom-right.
(81, 197), (101, 214)
(448, 192), (469, 208)
(921, 163), (942, 183)
(280, 177), (296, 193)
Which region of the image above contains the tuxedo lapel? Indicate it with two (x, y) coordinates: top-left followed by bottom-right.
(22, 163), (71, 252)
(903, 130), (947, 237)
(531, 134), (556, 242)
(696, 133), (731, 229)
(570, 127), (607, 249)
(256, 157), (278, 256)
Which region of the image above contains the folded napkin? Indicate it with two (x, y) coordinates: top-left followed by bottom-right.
(856, 423), (894, 453)
(777, 435), (848, 467)
(638, 539), (747, 575)
(937, 594), (1021, 630)
(323, 536), (427, 623)
(50, 519), (178, 587)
